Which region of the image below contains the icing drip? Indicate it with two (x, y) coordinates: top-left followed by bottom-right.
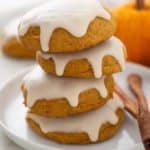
(39, 36), (126, 78)
(19, 0), (111, 51)
(23, 66), (108, 107)
(27, 94), (124, 142)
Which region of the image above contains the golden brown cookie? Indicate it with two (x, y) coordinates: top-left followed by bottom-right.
(37, 53), (122, 78)
(36, 36), (126, 78)
(26, 109), (124, 144)
(22, 75), (114, 117)
(2, 37), (36, 58)
(19, 16), (116, 53)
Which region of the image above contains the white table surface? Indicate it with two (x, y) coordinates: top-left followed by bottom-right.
(0, 0), (130, 149)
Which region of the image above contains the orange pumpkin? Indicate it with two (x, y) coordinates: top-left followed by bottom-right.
(113, 0), (150, 66)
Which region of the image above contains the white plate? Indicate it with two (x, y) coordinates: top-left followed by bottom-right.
(0, 62), (149, 150)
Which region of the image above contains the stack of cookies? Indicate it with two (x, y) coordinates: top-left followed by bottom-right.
(19, 0), (126, 144)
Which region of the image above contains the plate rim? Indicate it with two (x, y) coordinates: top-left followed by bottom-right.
(0, 65), (61, 150)
(0, 62), (149, 150)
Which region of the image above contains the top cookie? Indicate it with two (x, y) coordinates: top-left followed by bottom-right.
(18, 0), (116, 53)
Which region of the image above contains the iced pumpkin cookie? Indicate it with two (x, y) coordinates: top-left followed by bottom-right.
(22, 66), (114, 117)
(18, 0), (116, 53)
(2, 18), (36, 58)
(37, 37), (126, 78)
(26, 96), (124, 144)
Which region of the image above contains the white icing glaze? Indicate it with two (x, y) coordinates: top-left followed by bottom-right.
(23, 65), (108, 107)
(19, 0), (111, 52)
(39, 36), (126, 78)
(27, 94), (124, 142)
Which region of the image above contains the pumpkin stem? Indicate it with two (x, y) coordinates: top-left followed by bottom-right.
(136, 0), (145, 9)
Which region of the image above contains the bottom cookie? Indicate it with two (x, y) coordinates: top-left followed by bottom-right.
(26, 97), (124, 144)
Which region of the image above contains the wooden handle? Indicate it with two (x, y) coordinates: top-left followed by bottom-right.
(128, 74), (150, 150)
(115, 84), (138, 118)
(138, 112), (150, 150)
(128, 74), (149, 112)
